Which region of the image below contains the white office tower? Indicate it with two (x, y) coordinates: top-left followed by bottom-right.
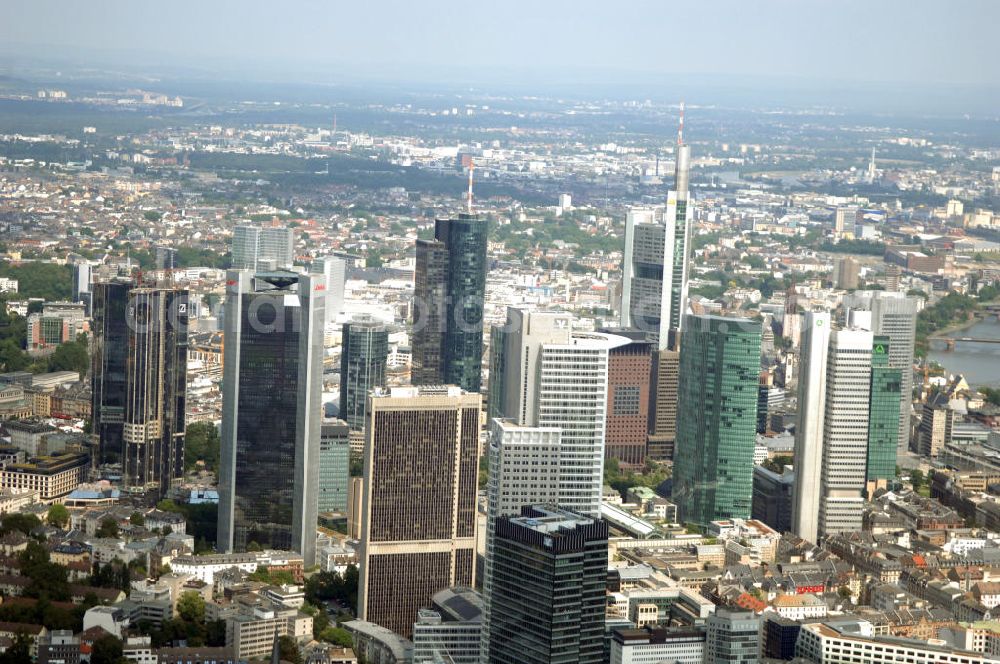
(490, 307), (629, 517)
(791, 312), (831, 544)
(846, 291), (919, 451)
(619, 128), (692, 349)
(308, 255), (347, 325)
(481, 419), (561, 663)
(817, 328), (873, 536)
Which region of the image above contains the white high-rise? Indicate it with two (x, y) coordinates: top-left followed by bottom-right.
(619, 132), (692, 350)
(481, 419), (561, 663)
(490, 307), (629, 517)
(308, 255), (347, 325)
(791, 311), (831, 544)
(818, 328), (873, 536)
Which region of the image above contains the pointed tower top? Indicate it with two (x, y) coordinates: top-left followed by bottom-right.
(677, 101), (685, 147)
(467, 160), (475, 214)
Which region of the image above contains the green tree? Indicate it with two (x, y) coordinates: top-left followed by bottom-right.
(176, 591), (206, 622)
(278, 635), (302, 664)
(2, 512), (41, 536)
(184, 421), (221, 472)
(46, 504), (70, 528)
(910, 469), (925, 492)
(48, 335), (89, 375)
(130, 512), (145, 527)
(321, 626), (354, 647)
(91, 634), (126, 664)
(96, 517), (120, 539)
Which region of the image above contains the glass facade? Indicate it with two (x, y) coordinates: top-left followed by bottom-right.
(318, 421), (350, 513)
(867, 336), (902, 480)
(339, 318), (388, 431)
(92, 280), (130, 466)
(93, 280), (188, 494)
(673, 315), (761, 527)
(218, 271), (324, 565)
(488, 507), (608, 664)
(412, 213), (487, 392)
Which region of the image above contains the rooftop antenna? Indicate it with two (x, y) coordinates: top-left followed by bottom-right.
(466, 160), (475, 214)
(677, 100), (685, 146)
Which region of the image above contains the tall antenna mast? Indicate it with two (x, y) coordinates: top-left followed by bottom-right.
(466, 160), (475, 214)
(677, 101), (685, 146)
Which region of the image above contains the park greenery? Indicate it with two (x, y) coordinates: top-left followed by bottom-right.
(184, 421), (221, 472)
(603, 458), (671, 499)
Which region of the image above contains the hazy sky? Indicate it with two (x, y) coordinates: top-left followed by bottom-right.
(3, 0), (999, 89)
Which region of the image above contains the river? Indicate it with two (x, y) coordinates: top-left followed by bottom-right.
(928, 316), (1000, 388)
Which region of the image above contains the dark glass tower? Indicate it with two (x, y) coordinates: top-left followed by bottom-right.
(673, 314), (761, 527)
(218, 270), (324, 565)
(488, 505), (608, 664)
(92, 278), (188, 495)
(92, 280), (130, 467)
(339, 317), (388, 431)
(411, 213), (487, 392)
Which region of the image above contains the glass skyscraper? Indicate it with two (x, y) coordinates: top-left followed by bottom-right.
(92, 278), (188, 495)
(339, 316), (388, 431)
(673, 314), (761, 527)
(867, 336), (902, 483)
(217, 270), (324, 566)
(411, 213), (487, 393)
(488, 505), (608, 664)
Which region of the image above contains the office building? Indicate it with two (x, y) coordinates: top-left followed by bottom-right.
(72, 262), (92, 314)
(318, 420), (350, 514)
(918, 394), (954, 457)
(604, 333), (653, 467)
(646, 349), (680, 461)
(872, 294), (919, 450)
(411, 213), (487, 392)
(756, 371), (784, 434)
(231, 225), (295, 271)
(155, 246), (178, 270)
(797, 621), (994, 664)
(834, 207), (859, 236)
(92, 278), (188, 494)
(867, 337), (902, 490)
(610, 626), (705, 664)
(488, 506), (608, 664)
(835, 256), (860, 290)
(217, 271), (324, 566)
(818, 329), (874, 536)
(358, 386), (479, 639)
(845, 293), (920, 451)
(411, 587), (483, 664)
(762, 614), (800, 661)
(309, 255), (348, 325)
(672, 315), (761, 527)
(752, 465), (794, 534)
(481, 419), (562, 662)
(620, 126), (692, 348)
(792, 311), (832, 544)
(705, 610), (760, 664)
(339, 317), (388, 431)
(489, 307), (628, 517)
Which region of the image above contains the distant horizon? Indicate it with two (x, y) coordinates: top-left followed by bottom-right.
(2, 44), (999, 120)
(2, 0), (999, 118)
